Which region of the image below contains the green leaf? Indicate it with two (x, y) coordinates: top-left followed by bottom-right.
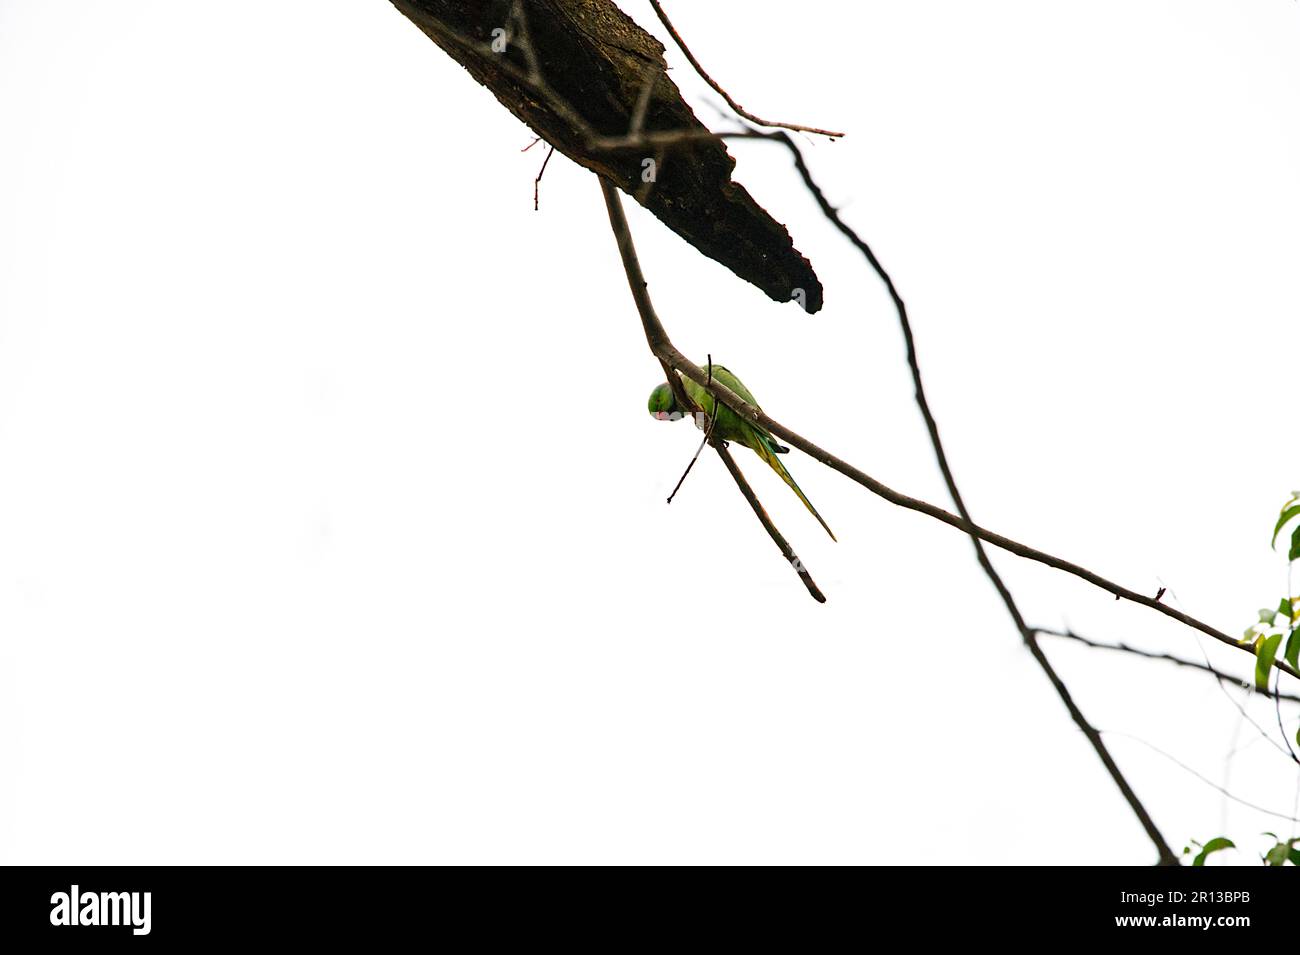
(1255, 633), (1283, 690)
(1273, 504), (1300, 548)
(1290, 848), (1300, 866)
(1290, 526), (1300, 563)
(1279, 598), (1293, 620)
(1192, 837), (1235, 866)
(1286, 630), (1300, 672)
(1265, 842), (1289, 866)
(1260, 608), (1277, 625)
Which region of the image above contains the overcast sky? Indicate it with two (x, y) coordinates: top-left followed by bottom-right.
(1, 0), (1297, 864)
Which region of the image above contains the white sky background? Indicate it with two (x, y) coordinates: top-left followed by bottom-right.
(0, 1), (1297, 865)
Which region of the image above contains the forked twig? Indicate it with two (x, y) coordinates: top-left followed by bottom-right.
(647, 1), (845, 139)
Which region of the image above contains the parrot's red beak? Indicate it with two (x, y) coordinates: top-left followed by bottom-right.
(654, 411), (669, 420)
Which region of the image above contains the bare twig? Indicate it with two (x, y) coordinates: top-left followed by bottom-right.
(597, 175), (688, 414)
(533, 144), (555, 211)
(1036, 628), (1300, 704)
(647, 1), (845, 139)
(1188, 627), (1296, 761)
(714, 440), (825, 603)
(664, 355), (720, 503)
(1106, 732), (1300, 824)
(1222, 707), (1247, 832)
(665, 404), (717, 504)
(1029, 640), (1178, 862)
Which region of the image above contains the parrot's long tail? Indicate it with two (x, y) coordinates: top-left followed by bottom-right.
(753, 434), (837, 541)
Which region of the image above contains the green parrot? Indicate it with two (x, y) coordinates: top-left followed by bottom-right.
(647, 364), (836, 541)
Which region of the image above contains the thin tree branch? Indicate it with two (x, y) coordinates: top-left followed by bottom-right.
(646, 1), (845, 139)
(1036, 628), (1300, 704)
(1031, 641), (1179, 862)
(532, 143), (555, 211)
(1186, 623), (1297, 762)
(665, 405), (716, 504)
(1105, 732), (1300, 824)
(788, 126), (1178, 861)
(597, 174), (690, 415)
(713, 439), (825, 603)
(1046, 624), (1300, 767)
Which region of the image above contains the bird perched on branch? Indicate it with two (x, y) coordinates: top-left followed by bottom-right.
(647, 364), (836, 541)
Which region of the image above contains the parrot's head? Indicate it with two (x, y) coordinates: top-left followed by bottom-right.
(647, 382), (680, 421)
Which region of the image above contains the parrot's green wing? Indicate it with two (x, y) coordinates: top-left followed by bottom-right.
(680, 364), (758, 446)
(680, 363), (835, 541)
(703, 364), (759, 405)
